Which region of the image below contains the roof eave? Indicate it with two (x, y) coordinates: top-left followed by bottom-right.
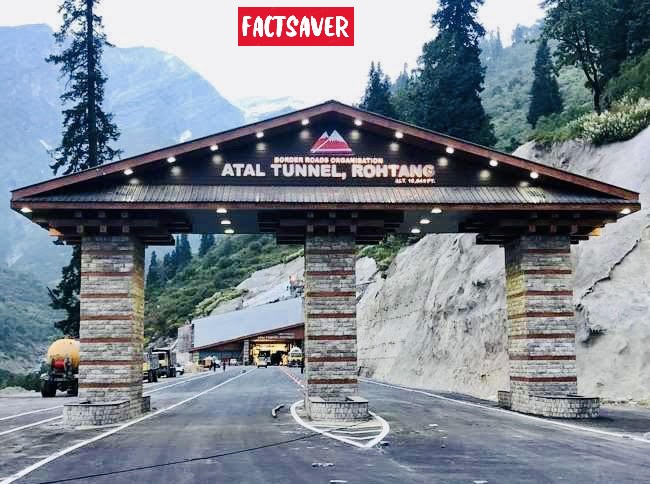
(10, 100), (641, 202)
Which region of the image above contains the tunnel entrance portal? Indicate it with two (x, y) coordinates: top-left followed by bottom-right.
(11, 100), (640, 425)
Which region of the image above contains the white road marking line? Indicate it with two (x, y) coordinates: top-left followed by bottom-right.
(0, 406), (63, 422)
(290, 400), (390, 449)
(362, 379), (650, 445)
(0, 369), (253, 484)
(0, 372), (218, 438)
(0, 416), (63, 437)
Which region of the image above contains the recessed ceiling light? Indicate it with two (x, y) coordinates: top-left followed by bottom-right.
(489, 159), (499, 167)
(123, 168), (133, 176)
(395, 131), (404, 139)
(437, 157), (449, 167)
(301, 119), (310, 126)
(530, 171), (540, 179)
(420, 218), (431, 225)
(220, 220), (232, 225)
(166, 156), (176, 163)
(224, 228), (235, 235)
(479, 169), (491, 180)
(411, 228), (421, 234)
(256, 131), (265, 139)
(620, 208), (632, 215)
(20, 207), (32, 214)
(431, 207), (443, 214)
(171, 166), (181, 176)
(216, 208), (228, 214)
(210, 144), (219, 152)
(446, 146), (455, 155)
(354, 119), (363, 127)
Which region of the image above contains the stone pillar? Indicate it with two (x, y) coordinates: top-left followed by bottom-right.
(303, 235), (368, 421)
(243, 339), (250, 365)
(64, 236), (148, 426)
(503, 236), (599, 418)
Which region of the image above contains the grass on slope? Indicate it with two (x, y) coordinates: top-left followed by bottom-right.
(0, 267), (60, 377)
(145, 235), (301, 339)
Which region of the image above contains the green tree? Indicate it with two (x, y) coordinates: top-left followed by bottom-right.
(175, 235), (192, 270)
(408, 0), (496, 145)
(528, 39), (563, 127)
(46, 0), (122, 174)
(46, 0), (120, 337)
(147, 251), (161, 291)
(199, 234), (216, 257)
(48, 246), (81, 337)
(359, 62), (396, 117)
(163, 252), (177, 281)
(542, 0), (631, 113)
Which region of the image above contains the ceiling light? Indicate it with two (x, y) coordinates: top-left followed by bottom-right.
(301, 119), (310, 126)
(530, 171), (540, 179)
(210, 144), (219, 152)
(166, 156), (176, 163)
(446, 146), (455, 155)
(256, 131), (265, 139)
(354, 119), (363, 127)
(224, 228), (235, 235)
(216, 208), (228, 214)
(123, 168), (133, 176)
(411, 228), (421, 234)
(431, 207), (443, 214)
(620, 208), (632, 215)
(479, 169), (491, 180)
(519, 181), (530, 188)
(420, 218), (431, 225)
(20, 207), (32, 214)
(437, 157), (449, 167)
(171, 166), (181, 176)
(395, 131), (404, 139)
(220, 220), (232, 225)
(489, 159), (499, 167)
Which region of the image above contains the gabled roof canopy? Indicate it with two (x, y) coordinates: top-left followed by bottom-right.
(10, 100), (640, 246)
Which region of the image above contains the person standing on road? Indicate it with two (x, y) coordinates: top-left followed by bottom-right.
(211, 360), (216, 372)
(222, 361), (226, 373)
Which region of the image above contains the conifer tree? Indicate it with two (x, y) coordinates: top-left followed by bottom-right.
(163, 252), (177, 281)
(199, 234), (216, 257)
(527, 39), (563, 127)
(359, 62), (396, 117)
(408, 0), (496, 145)
(46, 0), (120, 337)
(175, 235), (192, 269)
(147, 251), (161, 291)
(46, 0), (122, 174)
(48, 246), (81, 337)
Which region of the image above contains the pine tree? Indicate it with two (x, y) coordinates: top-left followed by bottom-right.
(175, 235), (192, 269)
(48, 246), (81, 337)
(147, 251), (161, 291)
(359, 62), (396, 118)
(408, 0), (496, 145)
(163, 252), (177, 281)
(527, 39), (563, 127)
(46, 0), (121, 174)
(199, 234), (216, 257)
(46, 0), (120, 337)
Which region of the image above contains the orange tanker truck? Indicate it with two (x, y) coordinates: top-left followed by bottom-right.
(40, 338), (79, 397)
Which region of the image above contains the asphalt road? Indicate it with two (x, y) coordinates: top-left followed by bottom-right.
(1, 367), (649, 484)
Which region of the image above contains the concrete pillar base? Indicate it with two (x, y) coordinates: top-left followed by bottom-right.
(63, 396), (151, 427)
(305, 396), (370, 422)
(498, 390), (600, 419)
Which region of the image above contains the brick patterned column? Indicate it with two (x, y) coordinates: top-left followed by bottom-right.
(304, 235), (359, 403)
(78, 236), (145, 418)
(504, 236), (577, 414)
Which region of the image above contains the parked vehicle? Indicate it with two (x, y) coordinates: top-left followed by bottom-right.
(174, 363), (185, 376)
(229, 358), (239, 366)
(143, 352), (160, 382)
(257, 357), (269, 368)
(41, 338), (79, 397)
(153, 348), (177, 378)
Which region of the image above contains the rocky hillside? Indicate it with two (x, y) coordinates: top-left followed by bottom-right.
(358, 128), (650, 404)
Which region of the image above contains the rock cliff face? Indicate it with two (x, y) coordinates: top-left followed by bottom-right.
(358, 128), (650, 403)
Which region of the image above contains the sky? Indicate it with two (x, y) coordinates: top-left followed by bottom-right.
(1, 0), (544, 107)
